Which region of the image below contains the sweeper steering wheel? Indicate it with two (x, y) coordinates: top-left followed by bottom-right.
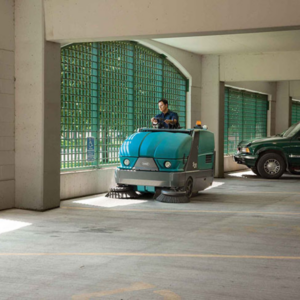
(152, 117), (172, 129)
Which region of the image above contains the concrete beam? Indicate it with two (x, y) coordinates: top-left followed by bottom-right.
(44, 0), (300, 43)
(220, 51), (300, 82)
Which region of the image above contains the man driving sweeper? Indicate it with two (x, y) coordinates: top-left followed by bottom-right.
(151, 99), (179, 129)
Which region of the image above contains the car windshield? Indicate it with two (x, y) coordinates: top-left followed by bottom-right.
(280, 123), (300, 137)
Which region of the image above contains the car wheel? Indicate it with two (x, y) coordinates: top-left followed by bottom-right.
(251, 166), (260, 176)
(257, 153), (286, 179)
(185, 177), (193, 198)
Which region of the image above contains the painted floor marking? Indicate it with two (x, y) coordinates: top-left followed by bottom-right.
(61, 206), (300, 216)
(72, 282), (155, 300)
(236, 191), (300, 195)
(154, 290), (182, 300)
(1, 253), (300, 260)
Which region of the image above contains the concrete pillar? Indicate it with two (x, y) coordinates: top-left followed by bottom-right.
(15, 0), (61, 211)
(0, 0), (15, 210)
(290, 81), (300, 99)
(275, 82), (291, 134)
(201, 55), (224, 178)
(268, 98), (276, 136)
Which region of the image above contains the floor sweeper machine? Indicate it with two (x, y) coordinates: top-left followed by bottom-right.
(107, 121), (215, 203)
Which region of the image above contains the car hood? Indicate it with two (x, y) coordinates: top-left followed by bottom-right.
(238, 136), (289, 147)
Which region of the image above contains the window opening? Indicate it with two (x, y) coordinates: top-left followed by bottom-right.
(224, 87), (268, 155)
(61, 42), (188, 171)
(291, 99), (300, 125)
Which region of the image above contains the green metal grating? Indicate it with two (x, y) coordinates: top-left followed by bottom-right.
(163, 60), (187, 128)
(291, 100), (300, 125)
(224, 87), (268, 155)
(134, 44), (163, 129)
(98, 42), (134, 165)
(61, 43), (98, 170)
(61, 42), (188, 171)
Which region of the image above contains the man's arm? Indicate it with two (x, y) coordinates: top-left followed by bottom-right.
(164, 119), (177, 125)
(151, 113), (161, 123)
(164, 112), (178, 125)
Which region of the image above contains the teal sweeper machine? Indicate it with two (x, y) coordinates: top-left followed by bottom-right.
(107, 123), (215, 203)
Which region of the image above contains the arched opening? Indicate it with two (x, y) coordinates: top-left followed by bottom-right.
(60, 41), (189, 171)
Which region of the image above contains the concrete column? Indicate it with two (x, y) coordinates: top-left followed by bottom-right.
(0, 0), (15, 210)
(15, 0), (61, 211)
(201, 55), (224, 178)
(290, 81), (300, 99)
(268, 98), (276, 136)
(275, 82), (291, 134)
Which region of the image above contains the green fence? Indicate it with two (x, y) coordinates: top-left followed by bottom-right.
(224, 87), (268, 155)
(291, 100), (300, 125)
(61, 42), (188, 171)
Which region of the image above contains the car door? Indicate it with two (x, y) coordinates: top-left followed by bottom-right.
(287, 131), (300, 167)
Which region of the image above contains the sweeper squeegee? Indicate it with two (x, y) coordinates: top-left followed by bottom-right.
(156, 189), (190, 203)
(106, 185), (139, 199)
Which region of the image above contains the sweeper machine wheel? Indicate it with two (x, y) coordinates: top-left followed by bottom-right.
(184, 177), (193, 198)
(155, 177), (196, 203)
(106, 185), (139, 199)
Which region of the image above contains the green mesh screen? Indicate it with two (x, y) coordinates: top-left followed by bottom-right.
(163, 60), (187, 128)
(291, 100), (300, 125)
(61, 43), (98, 170)
(134, 44), (163, 128)
(224, 87), (268, 155)
(255, 93), (268, 138)
(98, 42), (134, 165)
(61, 42), (188, 171)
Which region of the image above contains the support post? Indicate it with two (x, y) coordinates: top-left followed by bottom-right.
(201, 55), (224, 178)
(15, 0), (61, 210)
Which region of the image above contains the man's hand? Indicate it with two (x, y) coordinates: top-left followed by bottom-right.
(164, 119), (177, 125)
(151, 117), (155, 123)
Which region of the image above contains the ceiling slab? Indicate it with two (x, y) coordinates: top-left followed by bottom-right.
(154, 30), (300, 55)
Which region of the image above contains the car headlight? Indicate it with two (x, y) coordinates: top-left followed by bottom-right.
(241, 147), (250, 153)
(164, 161), (172, 168)
(123, 159), (130, 166)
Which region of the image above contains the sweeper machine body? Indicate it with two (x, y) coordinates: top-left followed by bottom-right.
(107, 125), (215, 203)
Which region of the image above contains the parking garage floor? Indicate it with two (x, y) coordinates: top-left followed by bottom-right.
(1, 171), (300, 300)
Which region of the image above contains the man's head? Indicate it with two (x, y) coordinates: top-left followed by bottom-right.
(158, 99), (168, 114)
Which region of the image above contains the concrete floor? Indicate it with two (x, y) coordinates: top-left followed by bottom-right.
(1, 171), (300, 300)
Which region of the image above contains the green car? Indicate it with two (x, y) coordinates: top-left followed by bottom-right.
(234, 122), (300, 179)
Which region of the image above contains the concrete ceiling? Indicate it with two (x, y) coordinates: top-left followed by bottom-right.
(154, 30), (300, 55)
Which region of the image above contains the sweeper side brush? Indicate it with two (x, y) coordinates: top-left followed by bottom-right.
(106, 186), (139, 199)
(156, 189), (190, 203)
